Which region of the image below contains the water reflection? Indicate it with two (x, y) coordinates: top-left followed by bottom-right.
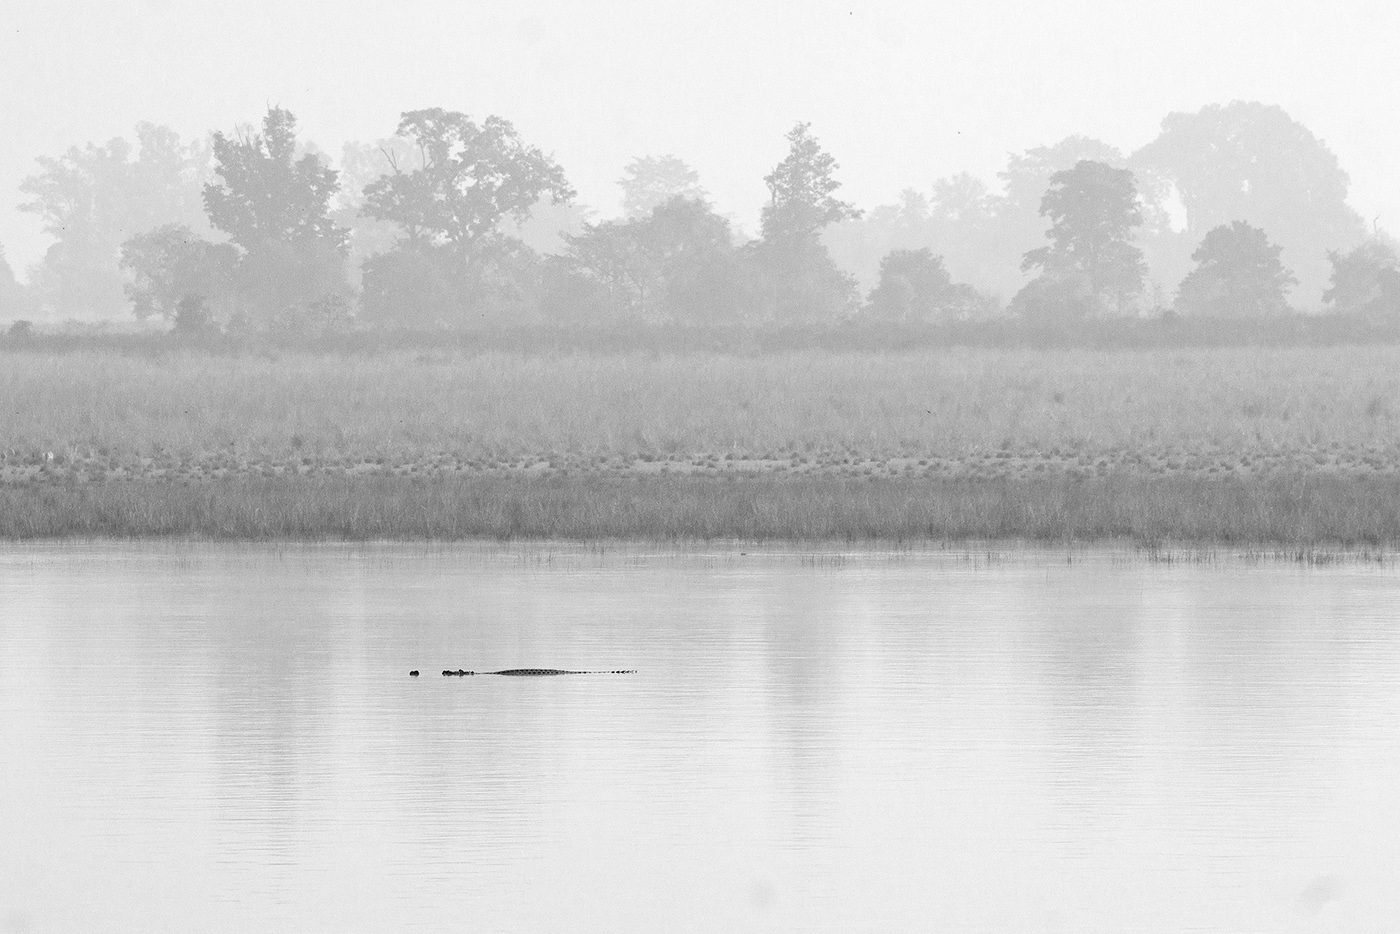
(2, 545), (1400, 933)
(1028, 582), (1146, 861)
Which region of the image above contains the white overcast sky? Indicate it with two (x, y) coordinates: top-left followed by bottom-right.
(2, 0), (1397, 275)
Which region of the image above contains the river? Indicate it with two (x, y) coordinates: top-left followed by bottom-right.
(2, 544), (1397, 932)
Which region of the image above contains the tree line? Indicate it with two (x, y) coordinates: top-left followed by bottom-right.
(2, 100), (1397, 342)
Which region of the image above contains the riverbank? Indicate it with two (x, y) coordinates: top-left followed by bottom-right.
(6, 345), (1400, 544)
(4, 473), (1399, 545)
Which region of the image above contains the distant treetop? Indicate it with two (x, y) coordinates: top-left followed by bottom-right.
(1132, 100), (1366, 302)
(618, 155), (707, 220)
(360, 107), (574, 256)
(203, 107), (347, 252)
(1019, 159), (1146, 315)
(760, 122), (861, 245)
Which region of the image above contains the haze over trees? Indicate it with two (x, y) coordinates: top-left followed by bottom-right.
(110, 108), (353, 338)
(17, 123), (211, 319)
(864, 248), (990, 323)
(749, 121), (862, 322)
(549, 124), (866, 327)
(0, 245), (29, 318)
(331, 137), (418, 287)
(550, 194), (745, 325)
(2, 99), (1388, 342)
(360, 108), (573, 252)
(119, 224), (237, 330)
(204, 107), (352, 333)
(357, 107), (574, 328)
(826, 135), (1133, 303)
(1133, 101), (1365, 303)
(826, 102), (1367, 311)
(618, 156), (707, 220)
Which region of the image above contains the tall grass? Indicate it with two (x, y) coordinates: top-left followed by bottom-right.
(5, 347), (1400, 542)
(3, 475), (1400, 545)
(3, 347), (1399, 466)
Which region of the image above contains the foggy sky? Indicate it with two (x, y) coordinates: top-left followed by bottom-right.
(2, 0), (1397, 276)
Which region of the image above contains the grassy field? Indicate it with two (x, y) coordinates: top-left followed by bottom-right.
(4, 346), (1400, 542)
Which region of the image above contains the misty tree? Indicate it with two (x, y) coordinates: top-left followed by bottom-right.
(1, 244), (30, 318)
(201, 107), (351, 331)
(1013, 160), (1146, 320)
(865, 248), (990, 323)
(18, 123), (211, 319)
(824, 176), (1000, 301)
(760, 122), (862, 244)
(332, 138), (419, 286)
(1323, 238), (1400, 318)
(361, 108), (574, 255)
(749, 122), (862, 322)
(204, 108), (347, 251)
(358, 108), (573, 327)
(996, 138), (1130, 288)
(865, 247), (940, 322)
(644, 196), (748, 323)
(497, 197), (595, 256)
(826, 134), (1171, 306)
(119, 224), (239, 327)
(1132, 101), (1366, 305)
(560, 218), (656, 318)
(1174, 221), (1296, 317)
(559, 195), (747, 324)
(999, 137), (1126, 226)
(340, 136), (592, 294)
(618, 155), (707, 220)
(928, 174), (1005, 299)
(826, 137), (1137, 306)
(341, 135), (589, 268)
(358, 249), (463, 329)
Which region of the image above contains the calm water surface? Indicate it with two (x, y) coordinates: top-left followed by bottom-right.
(2, 544), (1398, 933)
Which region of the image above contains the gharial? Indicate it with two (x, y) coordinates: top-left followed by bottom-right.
(436, 668), (636, 677)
